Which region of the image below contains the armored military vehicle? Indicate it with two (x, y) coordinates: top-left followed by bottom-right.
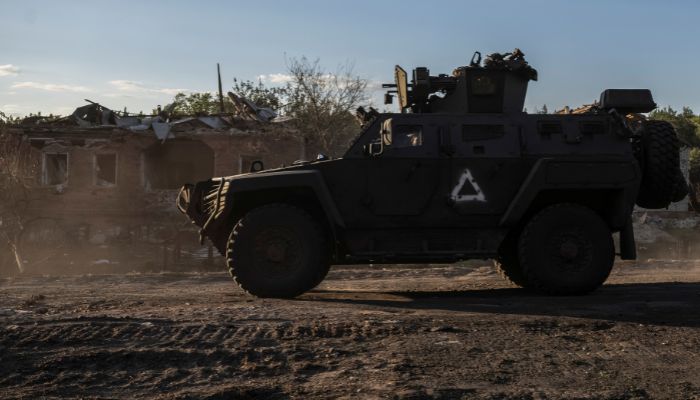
(178, 49), (686, 298)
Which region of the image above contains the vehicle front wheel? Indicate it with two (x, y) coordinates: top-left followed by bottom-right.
(519, 204), (614, 295)
(226, 204), (329, 298)
(494, 228), (529, 288)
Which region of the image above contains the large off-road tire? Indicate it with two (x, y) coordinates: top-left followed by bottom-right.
(636, 120), (683, 209)
(493, 228), (528, 288)
(309, 263), (331, 290)
(518, 204), (614, 295)
(226, 204), (329, 298)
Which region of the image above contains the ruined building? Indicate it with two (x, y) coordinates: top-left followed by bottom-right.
(2, 101), (306, 274)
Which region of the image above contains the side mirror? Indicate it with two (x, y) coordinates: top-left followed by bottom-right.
(250, 160), (264, 172)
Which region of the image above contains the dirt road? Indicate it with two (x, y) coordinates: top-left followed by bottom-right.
(1, 261), (699, 399)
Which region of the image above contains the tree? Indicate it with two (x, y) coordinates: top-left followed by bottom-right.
(169, 92), (223, 116)
(649, 106), (700, 146)
(232, 78), (287, 111)
(0, 110), (19, 124)
(284, 57), (368, 156)
(161, 57), (370, 156)
(165, 82), (287, 118)
(0, 119), (38, 275)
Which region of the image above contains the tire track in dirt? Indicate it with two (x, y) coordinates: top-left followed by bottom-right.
(0, 316), (421, 398)
(1, 261), (699, 399)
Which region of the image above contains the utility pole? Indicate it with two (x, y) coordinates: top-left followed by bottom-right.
(217, 63), (225, 114)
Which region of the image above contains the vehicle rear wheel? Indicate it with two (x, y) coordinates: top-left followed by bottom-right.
(636, 120), (683, 209)
(494, 228), (528, 288)
(226, 204), (329, 298)
(519, 204), (614, 295)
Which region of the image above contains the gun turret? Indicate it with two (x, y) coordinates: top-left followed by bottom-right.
(384, 49), (538, 114)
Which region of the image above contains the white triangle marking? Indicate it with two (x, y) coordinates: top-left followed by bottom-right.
(450, 169), (486, 203)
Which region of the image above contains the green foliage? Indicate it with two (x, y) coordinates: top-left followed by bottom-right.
(0, 111), (20, 124)
(232, 79), (287, 110)
(169, 92), (223, 115)
(161, 57), (368, 156)
(649, 106), (700, 146)
(164, 81), (287, 117)
(690, 148), (700, 172)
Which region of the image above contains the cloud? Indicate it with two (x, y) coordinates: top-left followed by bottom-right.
(11, 81), (92, 93)
(256, 73), (294, 84)
(366, 79), (384, 91)
(1, 104), (20, 112)
(109, 80), (187, 96)
(0, 64), (20, 77)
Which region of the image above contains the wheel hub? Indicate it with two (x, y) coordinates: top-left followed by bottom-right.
(253, 226), (302, 276)
(548, 228), (592, 272)
(265, 241), (288, 263)
(559, 240), (579, 260)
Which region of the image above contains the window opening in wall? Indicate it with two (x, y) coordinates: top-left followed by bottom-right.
(95, 153), (117, 186)
(43, 153), (68, 186)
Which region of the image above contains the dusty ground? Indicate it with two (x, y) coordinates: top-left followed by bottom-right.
(1, 260), (699, 400)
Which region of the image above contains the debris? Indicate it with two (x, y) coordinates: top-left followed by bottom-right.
(24, 294), (46, 306)
(429, 325), (458, 333)
(73, 100), (116, 127)
(228, 92), (278, 122)
(152, 122), (174, 142)
(0, 309), (14, 316)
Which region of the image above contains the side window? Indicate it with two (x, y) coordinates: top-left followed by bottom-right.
(392, 125), (423, 148)
(43, 153), (68, 186)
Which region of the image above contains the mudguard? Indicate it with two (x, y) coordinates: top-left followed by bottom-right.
(226, 170), (345, 229)
(500, 157), (641, 228)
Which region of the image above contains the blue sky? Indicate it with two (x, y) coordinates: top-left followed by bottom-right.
(1, 0), (698, 117)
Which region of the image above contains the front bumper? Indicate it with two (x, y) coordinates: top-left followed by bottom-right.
(177, 178), (229, 245)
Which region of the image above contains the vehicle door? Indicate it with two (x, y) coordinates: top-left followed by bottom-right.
(366, 120), (441, 216)
(448, 116), (527, 215)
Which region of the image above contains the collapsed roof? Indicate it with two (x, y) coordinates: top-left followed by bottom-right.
(9, 92), (291, 141)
